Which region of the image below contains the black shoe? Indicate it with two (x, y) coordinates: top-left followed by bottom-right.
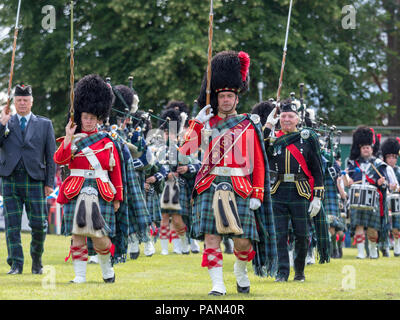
(7, 265), (23, 275)
(381, 249), (389, 257)
(32, 258), (43, 275)
(394, 253), (400, 257)
(236, 282), (250, 294)
(223, 240), (233, 254)
(338, 247), (343, 258)
(293, 272), (305, 282)
(130, 251), (140, 260)
(182, 251), (190, 255)
(103, 274), (115, 283)
(208, 290), (226, 296)
(274, 275), (288, 282)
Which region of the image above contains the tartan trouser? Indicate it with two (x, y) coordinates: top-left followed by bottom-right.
(272, 182), (310, 278)
(1, 167), (48, 267)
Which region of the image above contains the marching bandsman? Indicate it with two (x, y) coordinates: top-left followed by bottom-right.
(164, 100), (201, 254)
(263, 100), (329, 282)
(180, 51), (277, 295)
(54, 74), (120, 283)
(381, 137), (400, 256)
(158, 107), (195, 255)
(54, 74), (150, 283)
(105, 84), (154, 260)
(343, 126), (389, 259)
(320, 150), (345, 259)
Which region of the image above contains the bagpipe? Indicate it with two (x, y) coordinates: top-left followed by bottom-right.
(98, 76), (170, 170)
(158, 110), (193, 212)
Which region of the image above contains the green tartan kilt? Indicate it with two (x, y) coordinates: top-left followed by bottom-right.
(146, 190), (162, 223)
(329, 215), (346, 231)
(350, 207), (381, 230)
(61, 179), (115, 237)
(191, 176), (259, 241)
(392, 215), (400, 229)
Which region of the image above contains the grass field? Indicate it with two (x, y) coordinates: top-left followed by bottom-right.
(0, 232), (399, 300)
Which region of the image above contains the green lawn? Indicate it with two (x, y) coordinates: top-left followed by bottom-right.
(0, 232), (399, 300)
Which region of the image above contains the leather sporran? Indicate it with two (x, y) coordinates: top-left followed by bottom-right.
(160, 178), (182, 211)
(72, 186), (107, 238)
(212, 182), (243, 235)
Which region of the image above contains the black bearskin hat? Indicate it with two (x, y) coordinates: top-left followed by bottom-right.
(109, 84), (134, 124)
(14, 84), (32, 97)
(73, 74), (114, 133)
(159, 108), (181, 132)
(381, 137), (400, 159)
(130, 110), (152, 137)
(251, 101), (274, 127)
(197, 50), (250, 114)
(373, 131), (381, 158)
(165, 100), (189, 127)
(165, 100), (189, 114)
(350, 126), (379, 160)
(113, 85), (134, 113)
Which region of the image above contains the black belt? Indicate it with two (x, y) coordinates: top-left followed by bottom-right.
(270, 172), (308, 182)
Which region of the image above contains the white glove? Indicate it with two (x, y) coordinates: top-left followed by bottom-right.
(308, 197), (321, 218)
(266, 108), (280, 126)
(195, 105), (214, 123)
(249, 198), (262, 211)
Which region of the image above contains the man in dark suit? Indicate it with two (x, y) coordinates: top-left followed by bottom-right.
(0, 84), (56, 275)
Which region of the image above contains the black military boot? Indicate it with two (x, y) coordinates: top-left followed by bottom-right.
(32, 257), (43, 274)
(337, 235), (344, 259)
(223, 238), (233, 254)
(331, 234), (338, 259)
(293, 236), (307, 282)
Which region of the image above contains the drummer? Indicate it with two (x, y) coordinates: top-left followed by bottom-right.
(381, 137), (400, 257)
(342, 126), (388, 259)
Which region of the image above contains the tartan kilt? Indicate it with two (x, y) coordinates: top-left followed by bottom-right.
(191, 176), (259, 241)
(61, 179), (115, 237)
(146, 189), (162, 223)
(323, 176), (340, 217)
(392, 215), (400, 230)
(328, 215), (346, 231)
(350, 207), (381, 230)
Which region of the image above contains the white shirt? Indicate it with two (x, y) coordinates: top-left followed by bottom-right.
(17, 112), (32, 126)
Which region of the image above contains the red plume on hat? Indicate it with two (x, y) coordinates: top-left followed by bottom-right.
(238, 51), (250, 82)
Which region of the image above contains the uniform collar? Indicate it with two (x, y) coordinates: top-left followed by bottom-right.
(81, 128), (98, 135)
(217, 110), (237, 119)
(17, 112), (32, 123)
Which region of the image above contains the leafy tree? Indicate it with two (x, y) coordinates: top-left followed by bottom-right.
(0, 0), (398, 137)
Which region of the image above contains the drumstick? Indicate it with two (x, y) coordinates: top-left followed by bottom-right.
(370, 163), (384, 179)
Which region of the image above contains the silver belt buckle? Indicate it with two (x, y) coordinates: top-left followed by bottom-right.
(84, 170), (95, 178)
(81, 186), (98, 196)
(284, 174), (295, 182)
(221, 167), (230, 176)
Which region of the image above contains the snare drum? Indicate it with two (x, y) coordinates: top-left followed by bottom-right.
(387, 193), (400, 215)
(349, 184), (378, 211)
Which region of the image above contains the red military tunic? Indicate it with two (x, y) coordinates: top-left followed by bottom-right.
(54, 130), (123, 204)
(179, 114), (265, 201)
